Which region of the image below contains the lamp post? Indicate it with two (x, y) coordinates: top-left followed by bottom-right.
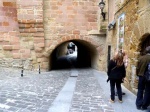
(98, 0), (106, 20)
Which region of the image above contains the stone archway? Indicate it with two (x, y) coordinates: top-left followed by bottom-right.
(129, 5), (150, 93)
(133, 5), (150, 40)
(133, 5), (150, 54)
(138, 33), (150, 56)
(42, 35), (106, 71)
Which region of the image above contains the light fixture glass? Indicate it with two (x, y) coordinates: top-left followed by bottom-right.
(98, 1), (106, 20)
(98, 1), (105, 10)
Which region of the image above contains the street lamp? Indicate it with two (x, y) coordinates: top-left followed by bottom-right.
(98, 0), (106, 20)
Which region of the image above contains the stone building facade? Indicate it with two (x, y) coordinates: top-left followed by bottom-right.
(1, 0), (150, 94)
(106, 0), (150, 94)
(0, 0), (108, 71)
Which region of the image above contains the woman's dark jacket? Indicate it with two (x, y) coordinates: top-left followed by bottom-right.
(107, 60), (126, 79)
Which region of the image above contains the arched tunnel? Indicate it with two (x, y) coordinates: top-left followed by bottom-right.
(50, 40), (98, 70)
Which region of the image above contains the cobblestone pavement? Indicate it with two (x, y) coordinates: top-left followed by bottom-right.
(69, 69), (114, 112)
(0, 67), (70, 112)
(0, 67), (37, 80)
(0, 67), (115, 112)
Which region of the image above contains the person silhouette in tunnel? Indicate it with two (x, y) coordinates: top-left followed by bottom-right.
(67, 42), (76, 55)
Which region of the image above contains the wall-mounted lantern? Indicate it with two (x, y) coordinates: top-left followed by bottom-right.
(98, 0), (106, 20)
(108, 20), (116, 30)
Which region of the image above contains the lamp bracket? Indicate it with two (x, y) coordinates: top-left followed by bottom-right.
(101, 12), (106, 20)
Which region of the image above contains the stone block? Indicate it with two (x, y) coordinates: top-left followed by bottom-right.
(41, 62), (49, 69)
(3, 45), (12, 51)
(35, 24), (44, 28)
(37, 43), (45, 48)
(73, 30), (80, 34)
(0, 53), (4, 58)
(36, 19), (43, 23)
(0, 1), (2, 6)
(37, 58), (42, 63)
(2, 22), (9, 26)
(34, 38), (44, 43)
(34, 33), (44, 37)
(36, 53), (42, 58)
(41, 57), (49, 62)
(43, 52), (49, 57)
(4, 51), (12, 58)
(31, 51), (36, 59)
(13, 53), (20, 59)
(4, 36), (11, 42)
(29, 28), (37, 33)
(137, 17), (145, 36)
(22, 52), (31, 58)
(9, 31), (17, 36)
(20, 49), (30, 53)
(27, 10), (34, 14)
(3, 2), (16, 7)
(37, 28), (44, 32)
(0, 37), (3, 41)
(13, 45), (20, 50)
(133, 23), (140, 39)
(26, 20), (36, 24)
(35, 47), (43, 52)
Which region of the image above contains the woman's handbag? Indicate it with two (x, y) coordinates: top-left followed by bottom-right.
(107, 66), (117, 82)
(111, 66), (117, 71)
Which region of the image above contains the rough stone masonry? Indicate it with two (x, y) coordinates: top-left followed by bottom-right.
(0, 0), (106, 71)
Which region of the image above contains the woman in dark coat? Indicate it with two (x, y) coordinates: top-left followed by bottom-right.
(107, 52), (126, 103)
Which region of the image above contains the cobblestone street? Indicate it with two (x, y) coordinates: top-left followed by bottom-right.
(0, 68), (70, 112)
(0, 67), (149, 112)
(69, 69), (113, 112)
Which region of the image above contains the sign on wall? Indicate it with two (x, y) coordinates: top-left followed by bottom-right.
(117, 13), (128, 68)
(117, 13), (125, 51)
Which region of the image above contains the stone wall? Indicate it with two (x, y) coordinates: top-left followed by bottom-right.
(42, 0), (107, 71)
(107, 0), (138, 93)
(107, 0), (150, 94)
(16, 0), (45, 69)
(0, 0), (21, 67)
(0, 0), (107, 71)
(0, 0), (47, 70)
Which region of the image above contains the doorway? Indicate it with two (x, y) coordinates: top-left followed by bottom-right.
(138, 33), (150, 56)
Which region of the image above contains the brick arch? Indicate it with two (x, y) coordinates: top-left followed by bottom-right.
(42, 35), (106, 71)
(125, 6), (150, 95)
(137, 33), (150, 55)
(133, 7), (150, 55)
(44, 35), (101, 56)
